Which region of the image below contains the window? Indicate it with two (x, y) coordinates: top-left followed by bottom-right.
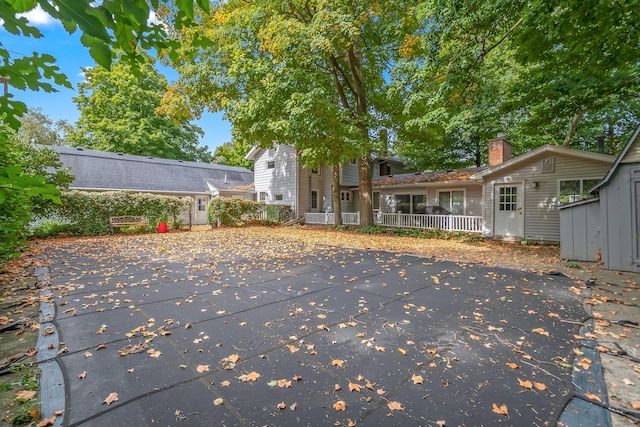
(373, 192), (380, 210)
(412, 194), (426, 213)
(542, 158), (555, 173)
(379, 161), (390, 176)
(395, 194), (411, 213)
(259, 192), (267, 202)
(559, 178), (600, 203)
(340, 191), (350, 201)
(198, 199), (206, 211)
(311, 167), (319, 174)
(267, 161), (275, 169)
(498, 187), (517, 211)
(438, 190), (465, 215)
(394, 194), (427, 214)
(311, 190), (318, 209)
(274, 194), (283, 201)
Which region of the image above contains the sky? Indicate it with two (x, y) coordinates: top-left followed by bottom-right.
(0, 7), (232, 152)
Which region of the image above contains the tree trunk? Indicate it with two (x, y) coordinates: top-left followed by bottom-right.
(562, 110), (585, 147)
(332, 164), (342, 226)
(358, 156), (373, 226)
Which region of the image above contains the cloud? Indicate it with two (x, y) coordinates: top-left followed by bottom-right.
(20, 5), (56, 26)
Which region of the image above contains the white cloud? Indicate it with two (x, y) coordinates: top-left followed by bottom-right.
(19, 5), (56, 26)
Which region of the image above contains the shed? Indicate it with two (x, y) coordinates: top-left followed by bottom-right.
(560, 126), (640, 272)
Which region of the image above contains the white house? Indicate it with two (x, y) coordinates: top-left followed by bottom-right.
(245, 144), (410, 218)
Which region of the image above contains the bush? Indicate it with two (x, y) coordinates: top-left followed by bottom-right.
(359, 225), (387, 235)
(35, 191), (192, 235)
(208, 197), (265, 226)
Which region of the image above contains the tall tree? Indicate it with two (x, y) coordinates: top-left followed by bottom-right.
(212, 137), (254, 170)
(19, 108), (70, 146)
(68, 52), (212, 162)
(160, 0), (417, 225)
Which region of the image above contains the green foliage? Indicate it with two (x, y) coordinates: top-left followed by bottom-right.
(212, 138), (254, 170)
(40, 191), (192, 235)
(67, 51), (212, 162)
(359, 225), (387, 235)
(389, 226), (483, 242)
(0, 123), (65, 262)
(30, 219), (79, 238)
(18, 108), (70, 146)
(207, 197), (266, 227)
(265, 205), (294, 223)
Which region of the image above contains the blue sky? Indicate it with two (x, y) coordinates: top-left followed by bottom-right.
(0, 7), (231, 152)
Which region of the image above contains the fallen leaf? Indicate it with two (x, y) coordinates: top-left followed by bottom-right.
(286, 344), (299, 353)
(506, 362), (520, 369)
(36, 416), (56, 427)
(469, 334), (480, 340)
(632, 401), (640, 409)
(518, 378), (533, 389)
(220, 380), (230, 387)
(387, 401), (404, 411)
(277, 401), (286, 410)
(84, 351), (92, 358)
(585, 391), (602, 403)
(196, 365), (209, 373)
(228, 354), (240, 363)
(412, 374), (423, 384)
(436, 421), (446, 427)
(96, 344), (107, 350)
(239, 371), (260, 382)
(374, 346), (386, 352)
(290, 402), (297, 411)
(292, 375), (302, 382)
(577, 357), (592, 370)
(277, 379), (292, 388)
(622, 378), (635, 386)
(213, 398), (224, 405)
(333, 400), (347, 411)
(532, 328), (549, 336)
(534, 382), (547, 391)
(103, 392), (119, 405)
(16, 390), (37, 401)
(492, 403), (509, 416)
(147, 349), (161, 358)
(118, 343), (147, 356)
(349, 382), (361, 392)
(78, 371), (87, 379)
(332, 359), (345, 367)
(398, 348), (407, 355)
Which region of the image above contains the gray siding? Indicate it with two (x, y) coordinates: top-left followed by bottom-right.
(600, 164), (640, 272)
(341, 162), (359, 186)
(377, 183), (482, 215)
(481, 153), (613, 242)
(559, 200), (601, 261)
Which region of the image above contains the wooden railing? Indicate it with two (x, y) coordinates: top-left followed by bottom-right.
(305, 212), (482, 233)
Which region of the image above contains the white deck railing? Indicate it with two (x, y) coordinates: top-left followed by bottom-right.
(305, 212), (482, 233)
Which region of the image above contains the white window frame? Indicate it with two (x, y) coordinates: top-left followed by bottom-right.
(266, 160), (275, 169)
(197, 198), (207, 211)
(274, 194), (283, 201)
(259, 192), (267, 202)
(310, 190), (319, 210)
(340, 190), (351, 202)
(558, 178), (601, 204)
(437, 188), (466, 215)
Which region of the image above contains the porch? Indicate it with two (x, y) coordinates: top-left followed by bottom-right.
(304, 212), (483, 233)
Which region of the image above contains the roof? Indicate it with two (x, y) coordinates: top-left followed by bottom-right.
(590, 124), (640, 192)
(373, 167), (486, 187)
(470, 144), (616, 180)
(49, 146), (254, 195)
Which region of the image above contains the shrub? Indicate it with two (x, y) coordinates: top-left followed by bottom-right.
(359, 225), (387, 235)
(208, 197), (264, 226)
(35, 191), (192, 235)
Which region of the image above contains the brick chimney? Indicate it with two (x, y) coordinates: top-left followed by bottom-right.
(488, 137), (512, 167)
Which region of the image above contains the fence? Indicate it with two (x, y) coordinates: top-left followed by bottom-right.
(305, 212), (482, 233)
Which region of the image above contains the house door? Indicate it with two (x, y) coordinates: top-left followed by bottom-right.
(195, 198), (208, 225)
(494, 184), (524, 237)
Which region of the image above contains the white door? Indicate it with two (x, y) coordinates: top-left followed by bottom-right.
(195, 198), (208, 224)
(494, 184), (524, 237)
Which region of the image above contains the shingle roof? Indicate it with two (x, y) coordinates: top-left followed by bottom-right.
(373, 167), (486, 187)
(49, 146), (254, 194)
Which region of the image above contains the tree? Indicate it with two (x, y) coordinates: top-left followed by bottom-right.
(68, 52), (212, 162)
(160, 0), (417, 226)
(212, 137), (254, 170)
(394, 0), (640, 161)
(1, 0), (206, 264)
(19, 108), (70, 146)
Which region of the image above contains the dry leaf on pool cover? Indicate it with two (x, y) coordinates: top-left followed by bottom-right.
(332, 359), (345, 367)
(196, 365), (209, 373)
(412, 374), (423, 385)
(239, 371), (260, 382)
(387, 401), (404, 411)
(349, 382), (361, 392)
(228, 353), (240, 363)
(333, 400), (347, 411)
(103, 392), (119, 405)
(518, 378), (533, 389)
(585, 391), (602, 403)
(213, 398), (224, 406)
(36, 416), (56, 427)
(492, 403), (508, 416)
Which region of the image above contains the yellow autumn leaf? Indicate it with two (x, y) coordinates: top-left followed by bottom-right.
(333, 400), (347, 411)
(398, 348), (407, 355)
(349, 382), (361, 392)
(332, 359), (345, 367)
(213, 398), (224, 405)
(518, 378), (533, 389)
(387, 401), (404, 411)
(196, 365), (209, 373)
(492, 403), (508, 416)
(411, 374), (423, 384)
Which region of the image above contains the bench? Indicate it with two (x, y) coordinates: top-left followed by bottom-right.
(109, 216), (148, 233)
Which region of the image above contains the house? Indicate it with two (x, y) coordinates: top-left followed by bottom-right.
(50, 146), (254, 225)
(245, 144), (410, 218)
(559, 126), (640, 272)
(470, 138), (616, 242)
